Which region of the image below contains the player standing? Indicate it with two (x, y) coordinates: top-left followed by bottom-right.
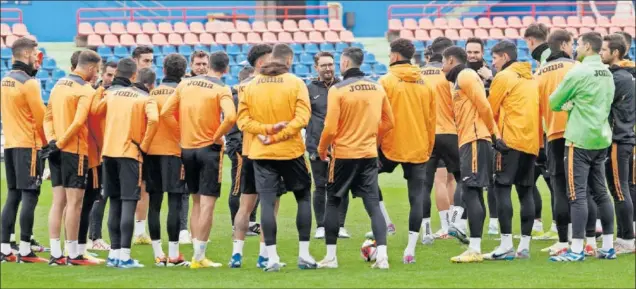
(92, 58), (159, 268)
(160, 51), (236, 269)
(441, 46), (499, 263)
(237, 44), (316, 272)
(316, 46), (394, 269)
(549, 32), (616, 261)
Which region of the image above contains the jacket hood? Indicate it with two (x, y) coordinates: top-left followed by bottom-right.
(617, 59), (635, 68)
(505, 62), (533, 79)
(389, 63), (422, 82)
(259, 61), (289, 76)
(609, 64), (636, 76)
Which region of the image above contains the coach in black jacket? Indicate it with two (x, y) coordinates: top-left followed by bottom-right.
(306, 52), (350, 239)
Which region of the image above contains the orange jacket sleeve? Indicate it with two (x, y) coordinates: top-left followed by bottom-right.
(271, 81), (311, 143)
(24, 80), (47, 146)
(91, 91), (107, 117)
(237, 89), (275, 136)
(211, 87), (237, 143)
(57, 94), (92, 148)
(460, 73), (499, 138)
(159, 88), (181, 136)
(43, 101), (56, 143)
(425, 85), (436, 157)
(488, 74), (507, 123)
(378, 93), (395, 142)
(140, 98), (159, 153)
(318, 86), (341, 156)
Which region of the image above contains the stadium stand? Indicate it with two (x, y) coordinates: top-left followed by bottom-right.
(74, 5), (384, 83)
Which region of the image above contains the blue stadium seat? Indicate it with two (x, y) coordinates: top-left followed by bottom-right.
(334, 53), (341, 63)
(374, 63), (388, 75)
(225, 76), (238, 86)
(113, 46), (129, 58)
(455, 40), (466, 48)
(44, 79), (55, 92)
(351, 42), (365, 49)
(305, 78), (312, 85)
(300, 53), (313, 66)
(35, 70), (47, 83)
(425, 40), (433, 46)
(310, 65), (316, 75)
(153, 46), (162, 56)
(162, 45), (176, 55)
(193, 44), (209, 53)
(107, 56), (120, 63)
(360, 63), (372, 75)
(155, 69), (164, 80)
(293, 56), (301, 65)
(0, 68), (6, 77)
(41, 91), (50, 104)
(229, 55), (237, 66)
(290, 43), (304, 55)
(42, 58), (57, 71)
(39, 47), (47, 57)
(235, 54), (247, 65)
(1, 59), (8, 70)
(484, 53), (492, 63)
(97, 46), (113, 59)
(178, 45), (193, 58)
(210, 44), (223, 53)
(413, 41), (425, 52)
(364, 53), (376, 64)
(226, 44), (241, 56)
(517, 40), (528, 50)
(486, 39), (498, 49)
(305, 43), (319, 55)
(1, 47), (12, 60)
(518, 50), (529, 62)
(335, 42), (348, 53)
(230, 65), (241, 77)
(319, 43), (335, 53)
(155, 56), (164, 68)
(294, 64), (309, 78)
(52, 69), (66, 81)
(241, 44), (252, 55)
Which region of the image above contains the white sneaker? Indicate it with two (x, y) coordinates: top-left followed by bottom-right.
(314, 227), (325, 239)
(371, 257), (389, 269)
(338, 227), (350, 239)
(615, 239), (636, 255)
(488, 223), (499, 235)
(179, 230), (192, 245)
(317, 257), (338, 269)
(88, 239), (111, 251)
(421, 233), (434, 245)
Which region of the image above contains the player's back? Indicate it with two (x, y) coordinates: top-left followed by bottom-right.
(536, 56), (576, 142)
(453, 68), (493, 147)
(148, 82), (180, 156)
(422, 63), (456, 135)
(87, 86), (106, 169)
(0, 70), (45, 149)
(46, 74), (95, 156)
(229, 76), (254, 156)
(175, 75), (232, 149)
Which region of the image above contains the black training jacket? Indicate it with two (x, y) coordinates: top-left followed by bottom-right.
(608, 65), (636, 144)
(305, 77), (340, 155)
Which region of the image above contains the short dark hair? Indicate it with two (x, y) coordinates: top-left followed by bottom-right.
(115, 58), (137, 79)
(78, 50), (101, 67)
(491, 40), (518, 61)
(548, 29), (573, 53)
(102, 61), (117, 73)
(163, 53), (187, 79)
(430, 37), (454, 55)
(313, 51), (334, 65)
(238, 66), (255, 82)
(136, 67), (156, 86)
(423, 46), (433, 58)
(11, 37), (37, 58)
(524, 23), (549, 42)
(342, 47), (364, 67)
(209, 51), (229, 73)
(132, 45), (153, 59)
(465, 37), (485, 51)
(604, 34), (627, 59)
(271, 43), (294, 60)
(442, 46), (467, 64)
(247, 44), (273, 67)
(580, 32), (603, 53)
(390, 38), (416, 60)
(616, 31), (633, 46)
(190, 50), (209, 63)
(70, 50), (82, 70)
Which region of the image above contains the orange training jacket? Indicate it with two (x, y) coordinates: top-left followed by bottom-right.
(452, 68), (499, 147)
(148, 82), (181, 156)
(536, 57), (576, 142)
(87, 86), (106, 169)
(1, 70), (46, 149)
(422, 62), (456, 135)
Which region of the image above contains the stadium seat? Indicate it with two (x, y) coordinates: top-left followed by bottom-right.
(596, 16), (611, 28)
(97, 46), (113, 58)
(299, 19), (314, 32)
(445, 29), (459, 40)
(231, 32), (247, 45)
(309, 31), (324, 42)
(567, 16), (582, 28)
(222, 21), (237, 33)
(210, 44), (223, 52)
(215, 33), (231, 45)
(199, 33), (214, 45)
(475, 28), (488, 39)
(193, 43), (209, 53)
(278, 32), (293, 43)
(262, 32), (278, 44)
(490, 28), (504, 39)
(4, 35), (17, 47)
(41, 91), (50, 104)
(624, 26), (635, 37)
(505, 28), (520, 39)
(594, 27), (609, 36)
(294, 64), (309, 77)
(36, 69), (49, 81)
(329, 20), (345, 31)
(206, 21), (224, 34)
(430, 29), (444, 39)
(552, 16), (567, 28)
(415, 29), (429, 41)
(462, 18), (477, 29)
(0, 23), (11, 37)
(173, 22), (189, 34)
(78, 22), (94, 36)
(419, 18), (433, 30)
(152, 46), (162, 56)
(235, 54), (247, 64)
(241, 44), (252, 54)
(492, 17), (507, 28)
(110, 22), (126, 35)
(517, 40), (528, 50)
(579, 27), (593, 34)
(246, 32), (262, 44)
(433, 18), (448, 29)
(104, 34), (120, 46)
(0, 48), (10, 60)
(335, 42), (348, 53)
(400, 30), (415, 40)
(456, 39), (466, 47)
(507, 16), (523, 28)
(448, 18), (463, 30)
(413, 41), (424, 51)
(11, 23), (28, 36)
(360, 63), (372, 75)
(290, 43), (304, 54)
(314, 19), (329, 32)
(609, 26), (623, 34)
(178, 45), (192, 58)
(183, 33), (199, 45)
(136, 34), (152, 46)
(143, 22), (158, 34)
(87, 34), (104, 47)
(537, 16), (552, 27)
(300, 53), (313, 65)
(226, 44), (241, 56)
(351, 42), (364, 49)
(305, 43), (319, 54)
(401, 18), (417, 30)
(522, 16), (535, 27)
(374, 63), (387, 75)
(92, 22), (109, 35)
(267, 21), (283, 33)
(230, 65), (241, 76)
(25, 34), (37, 42)
(155, 69), (164, 80)
(114, 46), (129, 58)
(189, 22), (205, 34)
(44, 79), (55, 92)
(152, 34), (168, 46)
(459, 28), (473, 39)
(162, 45), (176, 55)
(283, 19), (299, 32)
(119, 34), (135, 46)
(106, 56), (120, 63)
(293, 31), (310, 44)
(252, 21), (267, 33)
(158, 22), (174, 34)
(126, 22), (143, 35)
(225, 76), (238, 86)
(236, 20), (251, 33)
(486, 39), (498, 48)
(52, 69), (66, 81)
(340, 31), (354, 43)
(477, 17), (493, 29)
(334, 53), (341, 63)
(325, 31), (340, 43)
(320, 43), (335, 53)
(364, 53), (376, 64)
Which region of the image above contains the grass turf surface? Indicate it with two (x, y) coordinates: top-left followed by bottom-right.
(1, 158), (634, 288)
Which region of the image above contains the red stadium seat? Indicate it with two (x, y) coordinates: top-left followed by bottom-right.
(94, 22), (110, 36)
(462, 18), (477, 29)
(174, 22), (190, 34)
(596, 16), (611, 28)
(474, 28), (488, 38)
(489, 28), (504, 39)
(206, 21), (223, 34)
(77, 22), (94, 36)
(593, 27), (608, 36)
(87, 34), (103, 47)
(126, 22), (143, 35)
(1, 23), (11, 36)
(429, 29), (443, 39)
(611, 16), (635, 28)
(189, 22), (205, 34)
(142, 22), (158, 34)
(120, 34), (136, 46)
(419, 18), (433, 30)
(507, 16), (523, 28)
(625, 27), (635, 37)
(433, 18), (448, 29)
(552, 16), (567, 28)
(493, 17), (507, 28)
(415, 29), (430, 41)
(168, 33), (184, 45)
(252, 21), (268, 33)
(199, 33), (214, 45)
(278, 32), (293, 43)
(567, 16), (582, 28)
(504, 28), (520, 39)
(445, 29), (459, 40)
(158, 22), (174, 34)
(448, 18), (463, 29)
(459, 28), (473, 39)
(235, 20), (252, 33)
(403, 18), (418, 30)
(399, 30), (414, 40)
(339, 30), (354, 42)
(609, 26), (623, 34)
(267, 20), (284, 33)
(283, 19), (298, 32)
(314, 19), (329, 32)
(537, 16), (552, 27)
(5, 35), (17, 47)
(477, 17), (492, 29)
(110, 22), (127, 35)
(299, 19), (314, 32)
(522, 16), (535, 27)
(579, 27), (593, 34)
(135, 34), (152, 46)
(389, 19), (403, 31)
(309, 31), (324, 42)
(293, 31), (309, 43)
(231, 32), (247, 44)
(329, 20), (344, 31)
(222, 21), (237, 33)
(151, 33), (168, 46)
(103, 34), (119, 46)
(262, 32), (277, 44)
(324, 30), (340, 43)
(215, 32), (231, 45)
(247, 32), (262, 44)
(566, 27), (579, 38)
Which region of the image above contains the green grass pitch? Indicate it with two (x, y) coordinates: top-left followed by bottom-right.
(1, 158), (634, 288)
